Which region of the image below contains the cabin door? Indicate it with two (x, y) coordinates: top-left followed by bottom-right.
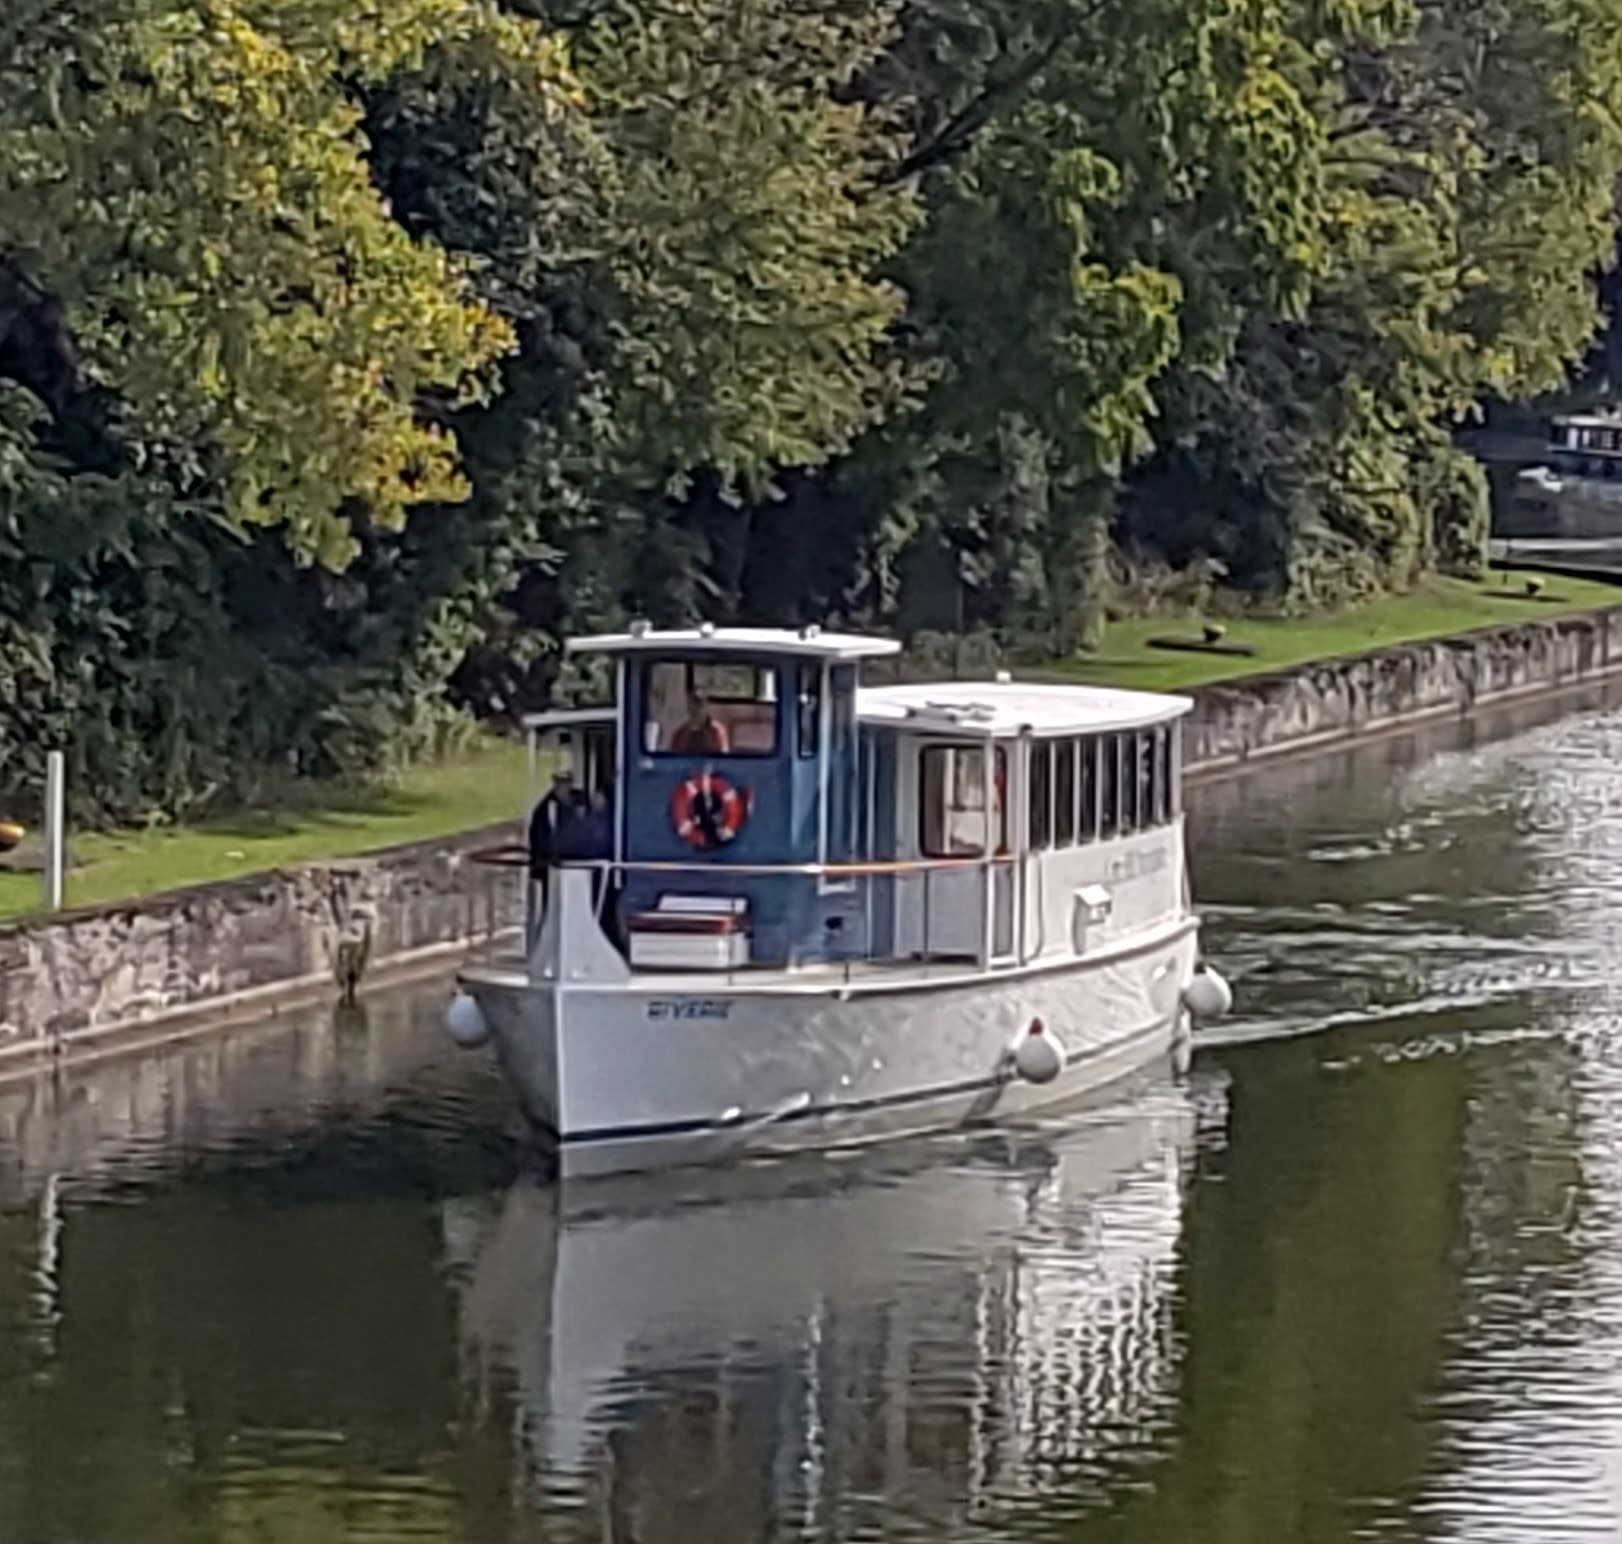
(897, 741), (1015, 962)
(581, 723), (617, 801)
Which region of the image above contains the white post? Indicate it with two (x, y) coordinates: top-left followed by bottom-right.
(981, 737), (996, 968)
(816, 663), (831, 873)
(43, 751), (65, 912)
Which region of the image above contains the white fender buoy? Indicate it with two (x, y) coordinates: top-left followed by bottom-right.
(1013, 1019), (1064, 1085)
(445, 991), (490, 1049)
(1183, 964), (1233, 1022)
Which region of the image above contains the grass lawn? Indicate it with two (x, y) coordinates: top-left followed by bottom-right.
(0, 737), (534, 923)
(1039, 571), (1622, 694)
(5, 569), (1617, 922)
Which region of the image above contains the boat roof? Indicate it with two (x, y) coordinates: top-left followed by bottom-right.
(1555, 411), (1622, 428)
(566, 625), (901, 663)
(858, 680), (1191, 737)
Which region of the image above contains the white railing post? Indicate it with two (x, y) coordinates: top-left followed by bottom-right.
(43, 751), (65, 912)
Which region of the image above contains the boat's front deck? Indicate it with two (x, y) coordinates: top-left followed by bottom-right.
(472, 948), (996, 995)
(465, 912), (1197, 997)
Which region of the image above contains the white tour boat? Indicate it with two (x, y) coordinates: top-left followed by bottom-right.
(446, 624), (1231, 1176)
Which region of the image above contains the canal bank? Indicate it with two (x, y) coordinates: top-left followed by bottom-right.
(0, 829), (521, 1071)
(1183, 598), (1622, 775)
(8, 601), (1622, 1062)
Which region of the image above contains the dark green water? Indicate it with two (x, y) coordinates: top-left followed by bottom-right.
(6, 687), (1622, 1543)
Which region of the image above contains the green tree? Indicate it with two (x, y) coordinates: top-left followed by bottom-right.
(0, 0), (536, 568)
(823, 0), (1338, 646)
(1122, 0), (1622, 606)
(358, 0), (920, 713)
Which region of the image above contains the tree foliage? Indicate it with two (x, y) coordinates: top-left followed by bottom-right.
(3, 0), (1621, 820)
(0, 0), (548, 568)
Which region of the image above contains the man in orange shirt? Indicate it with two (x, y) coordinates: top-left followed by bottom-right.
(670, 692), (731, 754)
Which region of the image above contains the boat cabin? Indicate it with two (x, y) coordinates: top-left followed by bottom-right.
(529, 626), (1191, 976)
(522, 706), (617, 801)
(1547, 411), (1622, 480)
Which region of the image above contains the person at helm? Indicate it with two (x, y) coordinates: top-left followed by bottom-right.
(670, 691), (731, 755)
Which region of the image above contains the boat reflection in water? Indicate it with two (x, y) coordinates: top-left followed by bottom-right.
(443, 1072), (1207, 1541)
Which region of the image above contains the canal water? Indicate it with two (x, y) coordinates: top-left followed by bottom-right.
(6, 686), (1622, 1542)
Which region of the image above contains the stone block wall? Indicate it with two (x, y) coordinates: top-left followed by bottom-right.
(0, 828), (521, 1060)
(1183, 607), (1622, 774)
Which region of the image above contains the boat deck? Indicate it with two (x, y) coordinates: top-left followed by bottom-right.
(472, 949), (994, 994)
(464, 914), (1196, 997)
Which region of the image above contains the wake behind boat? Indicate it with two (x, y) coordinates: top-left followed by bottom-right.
(446, 624), (1232, 1176)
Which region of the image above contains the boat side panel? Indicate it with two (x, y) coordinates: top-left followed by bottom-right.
(1024, 822), (1186, 961)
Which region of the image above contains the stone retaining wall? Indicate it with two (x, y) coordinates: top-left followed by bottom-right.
(0, 828), (519, 1063)
(1182, 605), (1622, 774)
(10, 604), (1622, 1057)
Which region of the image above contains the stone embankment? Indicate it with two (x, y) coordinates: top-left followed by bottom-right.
(1183, 603), (1622, 775)
(8, 603), (1622, 1063)
(0, 831), (519, 1067)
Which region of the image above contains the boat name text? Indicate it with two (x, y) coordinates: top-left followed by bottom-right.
(1107, 847), (1171, 884)
(647, 999), (733, 1021)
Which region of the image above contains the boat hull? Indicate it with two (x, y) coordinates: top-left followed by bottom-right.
(465, 921), (1199, 1178)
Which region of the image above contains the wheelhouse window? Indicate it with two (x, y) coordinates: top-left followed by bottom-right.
(796, 665), (821, 759)
(642, 661), (778, 756)
(920, 744), (1008, 857)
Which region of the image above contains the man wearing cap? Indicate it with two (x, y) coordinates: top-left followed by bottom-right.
(528, 766), (583, 920)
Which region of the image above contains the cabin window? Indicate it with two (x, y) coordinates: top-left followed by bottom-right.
(1121, 733), (1142, 835)
(920, 745), (1008, 857)
(1079, 737), (1100, 841)
(1134, 733), (1150, 833)
(797, 665), (821, 759)
(1141, 729), (1154, 827)
(1155, 725), (1175, 823)
(831, 670), (854, 759)
(1029, 742), (1053, 850)
(1075, 727), (1182, 833)
(1055, 739), (1077, 847)
(1121, 735), (1137, 834)
(642, 661), (778, 756)
(1099, 734), (1120, 838)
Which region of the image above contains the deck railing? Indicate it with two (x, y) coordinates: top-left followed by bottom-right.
(467, 848), (1019, 965)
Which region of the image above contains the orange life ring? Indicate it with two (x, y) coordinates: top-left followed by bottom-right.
(671, 772), (750, 850)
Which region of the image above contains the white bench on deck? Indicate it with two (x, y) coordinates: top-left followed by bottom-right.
(626, 894), (751, 971)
